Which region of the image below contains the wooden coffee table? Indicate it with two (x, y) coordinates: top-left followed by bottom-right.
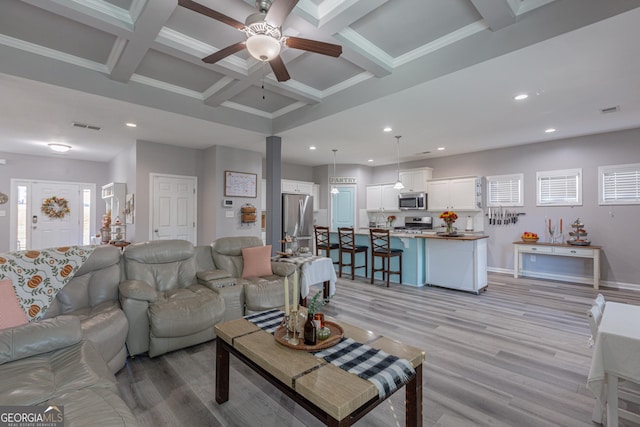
(215, 316), (424, 427)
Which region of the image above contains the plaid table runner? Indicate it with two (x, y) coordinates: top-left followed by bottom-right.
(313, 337), (415, 398)
(244, 309), (285, 334)
(245, 310), (415, 399)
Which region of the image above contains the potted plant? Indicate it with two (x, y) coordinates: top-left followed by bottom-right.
(306, 290), (332, 342)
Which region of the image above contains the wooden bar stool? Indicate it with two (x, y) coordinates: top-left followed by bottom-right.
(370, 228), (403, 287)
(314, 225), (339, 265)
(337, 227), (368, 280)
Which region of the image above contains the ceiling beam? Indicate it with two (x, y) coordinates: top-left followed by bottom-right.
(469, 0), (516, 31)
(109, 0), (177, 82)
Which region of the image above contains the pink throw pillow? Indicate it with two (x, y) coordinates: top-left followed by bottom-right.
(0, 279), (29, 329)
(241, 245), (273, 278)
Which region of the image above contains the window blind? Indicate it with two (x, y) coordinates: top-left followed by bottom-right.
(537, 169), (582, 206)
(486, 174), (523, 207)
(599, 163), (640, 205)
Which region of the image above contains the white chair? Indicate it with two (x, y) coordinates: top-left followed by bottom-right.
(587, 304), (602, 347)
(594, 293), (606, 315)
(588, 296), (640, 426)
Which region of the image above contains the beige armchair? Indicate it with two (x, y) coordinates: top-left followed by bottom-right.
(211, 236), (296, 314)
(119, 240), (225, 357)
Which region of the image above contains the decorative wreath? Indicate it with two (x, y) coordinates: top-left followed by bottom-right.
(41, 196), (71, 219)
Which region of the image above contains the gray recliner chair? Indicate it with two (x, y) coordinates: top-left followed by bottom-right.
(119, 240), (225, 357)
(42, 244), (128, 374)
(211, 236), (296, 314)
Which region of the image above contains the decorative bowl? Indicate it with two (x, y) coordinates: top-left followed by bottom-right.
(521, 237), (539, 243)
(317, 327), (331, 340)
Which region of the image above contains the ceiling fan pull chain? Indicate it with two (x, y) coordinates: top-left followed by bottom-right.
(261, 62), (266, 100)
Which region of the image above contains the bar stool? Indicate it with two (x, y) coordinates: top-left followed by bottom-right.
(337, 227), (368, 280)
(314, 225), (339, 265)
(370, 228), (403, 287)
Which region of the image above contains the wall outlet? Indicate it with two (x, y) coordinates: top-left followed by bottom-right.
(530, 255), (536, 262)
(225, 211), (234, 218)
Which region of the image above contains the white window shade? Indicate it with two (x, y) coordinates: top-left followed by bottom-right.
(486, 174), (523, 207)
(599, 163), (640, 205)
(537, 168), (582, 206)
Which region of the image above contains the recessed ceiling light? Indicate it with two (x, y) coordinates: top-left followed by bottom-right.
(367, 159), (374, 162)
(309, 146), (317, 150)
(514, 94), (528, 101)
(545, 128), (556, 133)
(49, 143), (71, 153)
(125, 122), (137, 128)
(383, 127), (392, 132)
(437, 147), (445, 151)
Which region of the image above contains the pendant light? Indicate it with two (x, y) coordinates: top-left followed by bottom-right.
(330, 149), (339, 195)
(393, 136), (404, 190)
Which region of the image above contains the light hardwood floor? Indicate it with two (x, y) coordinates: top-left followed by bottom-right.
(116, 273), (640, 426)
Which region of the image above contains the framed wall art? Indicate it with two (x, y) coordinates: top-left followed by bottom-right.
(224, 171), (257, 198)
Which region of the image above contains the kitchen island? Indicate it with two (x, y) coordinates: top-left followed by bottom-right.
(328, 230), (488, 290)
(417, 234), (489, 294)
(330, 230), (426, 286)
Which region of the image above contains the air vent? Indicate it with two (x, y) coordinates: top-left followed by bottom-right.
(600, 106), (620, 114)
(72, 122), (101, 131)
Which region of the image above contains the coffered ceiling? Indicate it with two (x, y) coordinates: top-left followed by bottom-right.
(0, 0), (639, 166)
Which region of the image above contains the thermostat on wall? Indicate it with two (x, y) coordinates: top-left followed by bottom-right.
(222, 199), (234, 208)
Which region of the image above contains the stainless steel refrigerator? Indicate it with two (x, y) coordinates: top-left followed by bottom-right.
(282, 193), (313, 252)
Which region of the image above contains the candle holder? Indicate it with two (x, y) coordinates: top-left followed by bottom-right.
(288, 309), (300, 345)
(283, 314), (291, 342)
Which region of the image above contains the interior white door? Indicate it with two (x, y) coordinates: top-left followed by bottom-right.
(31, 182), (81, 249)
(151, 174), (196, 244)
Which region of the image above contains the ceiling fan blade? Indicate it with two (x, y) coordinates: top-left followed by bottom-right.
(265, 0), (299, 27)
(178, 0), (245, 30)
(269, 56), (290, 82)
(202, 42), (246, 64)
(285, 37), (342, 57)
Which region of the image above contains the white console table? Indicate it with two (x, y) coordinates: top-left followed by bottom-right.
(513, 241), (602, 289)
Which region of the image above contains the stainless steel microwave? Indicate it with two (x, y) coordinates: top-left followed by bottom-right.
(398, 192), (427, 210)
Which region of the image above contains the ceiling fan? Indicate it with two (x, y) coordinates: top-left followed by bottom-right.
(178, 0), (343, 82)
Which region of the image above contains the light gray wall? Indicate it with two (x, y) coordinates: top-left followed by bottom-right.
(211, 145), (262, 241)
(134, 140), (203, 243)
(0, 151), (108, 251)
(108, 144), (136, 240)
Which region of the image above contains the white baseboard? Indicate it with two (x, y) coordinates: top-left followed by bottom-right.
(487, 267), (640, 291)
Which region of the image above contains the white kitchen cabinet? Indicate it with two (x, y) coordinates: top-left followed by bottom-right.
(282, 179), (313, 194)
(366, 184), (400, 212)
(427, 177), (481, 211)
(312, 184), (320, 211)
(399, 168), (432, 193)
(424, 237), (488, 294)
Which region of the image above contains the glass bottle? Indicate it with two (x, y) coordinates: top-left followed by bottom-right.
(304, 313), (317, 345)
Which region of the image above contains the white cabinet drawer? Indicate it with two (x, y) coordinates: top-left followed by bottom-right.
(519, 245), (553, 254)
(554, 247), (594, 257)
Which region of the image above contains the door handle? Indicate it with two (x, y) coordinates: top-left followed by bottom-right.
(154, 229), (158, 232)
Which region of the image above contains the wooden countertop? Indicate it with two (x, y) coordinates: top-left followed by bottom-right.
(355, 228), (487, 239)
(513, 241), (601, 249)
(416, 234), (489, 241)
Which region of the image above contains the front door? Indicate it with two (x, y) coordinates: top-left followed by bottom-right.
(331, 186), (356, 231)
(150, 174), (197, 244)
(31, 182), (81, 249)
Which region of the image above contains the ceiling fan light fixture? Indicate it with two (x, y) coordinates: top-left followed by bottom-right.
(246, 34), (281, 61)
